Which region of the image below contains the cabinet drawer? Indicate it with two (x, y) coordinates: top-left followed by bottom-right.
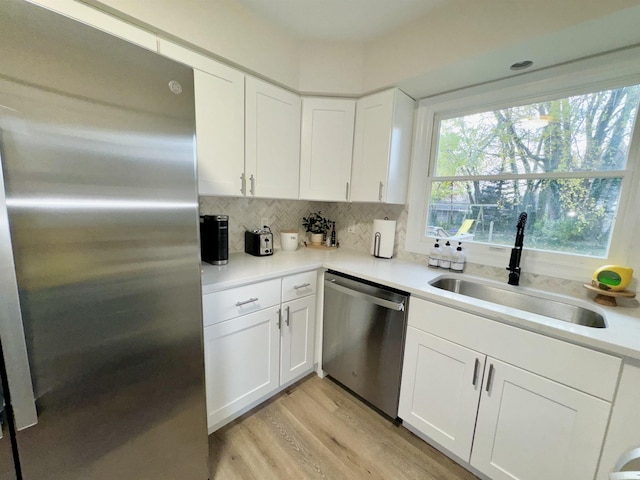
(282, 270), (317, 302)
(203, 278), (281, 327)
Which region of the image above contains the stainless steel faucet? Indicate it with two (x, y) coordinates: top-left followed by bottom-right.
(507, 212), (527, 286)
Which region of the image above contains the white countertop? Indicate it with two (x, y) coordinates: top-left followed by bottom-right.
(202, 248), (640, 361)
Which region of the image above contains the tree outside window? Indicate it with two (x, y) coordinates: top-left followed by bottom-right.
(427, 85), (640, 257)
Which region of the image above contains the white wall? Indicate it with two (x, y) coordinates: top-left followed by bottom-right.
(86, 0), (301, 90)
(364, 0), (640, 97)
(84, 0), (640, 97)
(298, 40), (364, 96)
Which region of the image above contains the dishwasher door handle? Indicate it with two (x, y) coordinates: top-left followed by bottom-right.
(325, 281), (405, 311)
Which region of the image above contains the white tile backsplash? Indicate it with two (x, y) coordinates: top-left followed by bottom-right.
(200, 196), (589, 297)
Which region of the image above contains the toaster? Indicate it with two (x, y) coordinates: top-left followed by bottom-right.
(245, 228), (273, 256)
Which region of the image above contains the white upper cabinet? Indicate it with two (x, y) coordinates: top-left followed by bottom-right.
(351, 88), (415, 204)
(299, 97), (355, 201)
(194, 68), (245, 196)
(157, 39), (246, 197)
(245, 77), (301, 199)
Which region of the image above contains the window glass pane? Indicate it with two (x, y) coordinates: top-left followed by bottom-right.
(435, 85), (640, 176)
(427, 177), (621, 257)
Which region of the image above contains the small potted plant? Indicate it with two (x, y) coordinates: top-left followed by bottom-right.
(302, 211), (330, 245)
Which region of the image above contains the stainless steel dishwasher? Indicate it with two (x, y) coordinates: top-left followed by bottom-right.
(322, 270), (409, 418)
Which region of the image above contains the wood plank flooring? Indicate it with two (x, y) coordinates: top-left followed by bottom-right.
(209, 374), (478, 480)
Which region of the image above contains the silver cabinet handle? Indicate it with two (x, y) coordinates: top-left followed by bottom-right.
(486, 363), (495, 392)
(285, 305), (290, 326)
(0, 159), (38, 431)
(249, 174), (255, 196)
(277, 309), (281, 329)
(293, 283), (311, 290)
(235, 297), (258, 307)
(345, 182), (350, 200)
(472, 358), (480, 386)
(378, 181), (384, 201)
(240, 172), (246, 195)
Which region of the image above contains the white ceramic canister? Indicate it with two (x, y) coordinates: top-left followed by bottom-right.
(280, 230), (300, 251)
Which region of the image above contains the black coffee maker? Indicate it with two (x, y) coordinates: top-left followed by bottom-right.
(200, 215), (228, 265)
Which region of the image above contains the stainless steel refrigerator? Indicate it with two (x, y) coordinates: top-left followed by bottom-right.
(0, 1), (209, 478)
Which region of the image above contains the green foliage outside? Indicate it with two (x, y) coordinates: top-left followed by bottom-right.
(429, 85), (640, 257)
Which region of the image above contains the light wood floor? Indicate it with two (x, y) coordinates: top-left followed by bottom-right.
(209, 374), (479, 480)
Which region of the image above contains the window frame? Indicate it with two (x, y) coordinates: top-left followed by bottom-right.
(405, 47), (640, 281)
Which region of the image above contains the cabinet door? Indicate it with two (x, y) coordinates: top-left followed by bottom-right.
(245, 77), (301, 199)
(280, 295), (316, 385)
(351, 89), (414, 204)
(299, 98), (355, 201)
(351, 90), (393, 203)
(203, 306), (280, 431)
(399, 327), (485, 461)
(471, 358), (611, 480)
(194, 67), (245, 196)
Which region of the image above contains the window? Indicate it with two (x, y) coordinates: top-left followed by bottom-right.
(429, 85), (640, 257)
(405, 50), (640, 279)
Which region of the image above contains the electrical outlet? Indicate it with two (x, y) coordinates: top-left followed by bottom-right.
(347, 221), (356, 233)
(261, 217), (269, 228)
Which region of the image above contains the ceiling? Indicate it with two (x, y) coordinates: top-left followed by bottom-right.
(86, 0), (640, 98)
(235, 0), (444, 41)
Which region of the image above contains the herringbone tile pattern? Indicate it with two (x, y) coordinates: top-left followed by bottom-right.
(199, 195), (589, 297)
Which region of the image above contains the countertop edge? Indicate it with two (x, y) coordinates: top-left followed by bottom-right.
(201, 249), (640, 361)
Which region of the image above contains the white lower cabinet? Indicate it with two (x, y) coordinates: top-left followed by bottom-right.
(472, 358), (611, 480)
(280, 295), (316, 385)
(204, 306), (280, 431)
(202, 271), (317, 432)
(399, 298), (620, 480)
(399, 327), (484, 460)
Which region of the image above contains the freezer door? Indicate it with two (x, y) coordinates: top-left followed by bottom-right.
(0, 1), (208, 479)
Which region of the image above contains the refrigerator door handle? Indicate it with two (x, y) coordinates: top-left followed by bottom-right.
(0, 153), (38, 431)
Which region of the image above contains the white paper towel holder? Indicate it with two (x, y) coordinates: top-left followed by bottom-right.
(371, 217), (396, 259)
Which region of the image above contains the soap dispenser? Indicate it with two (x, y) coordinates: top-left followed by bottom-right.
(450, 242), (466, 272)
(440, 241), (453, 269)
(428, 239), (442, 268)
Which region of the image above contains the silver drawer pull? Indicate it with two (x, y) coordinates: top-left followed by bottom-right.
(472, 358), (480, 386)
(486, 363), (495, 392)
(293, 283), (311, 290)
(235, 297), (258, 307)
